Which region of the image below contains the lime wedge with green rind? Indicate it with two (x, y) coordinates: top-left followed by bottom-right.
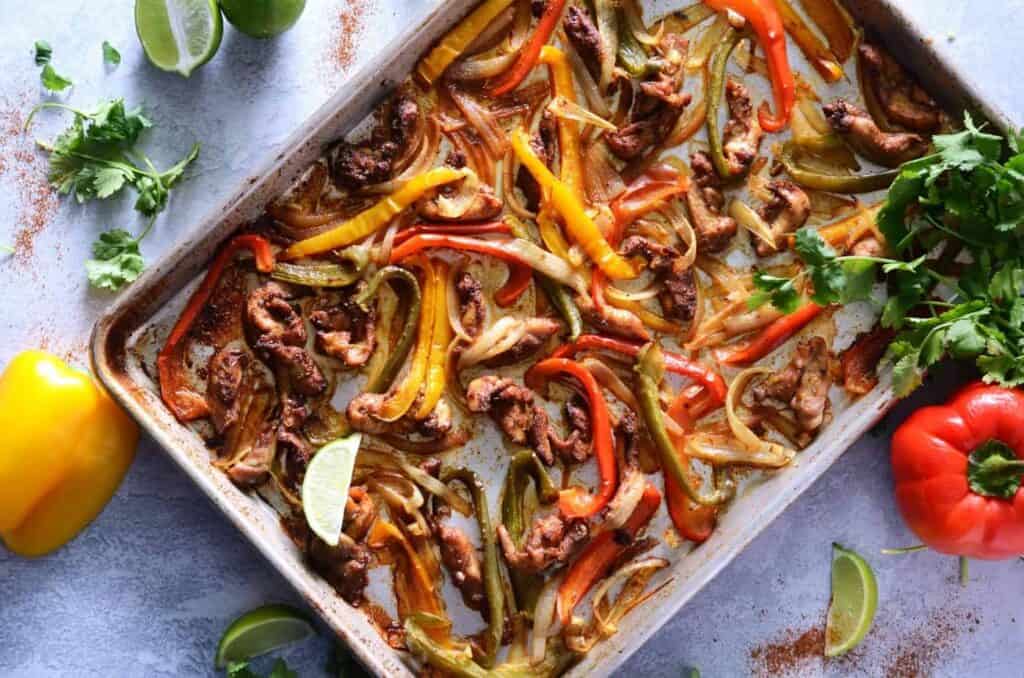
(302, 433), (362, 547)
(219, 0), (307, 39)
(135, 0), (222, 77)
(825, 543), (878, 657)
(215, 604), (315, 668)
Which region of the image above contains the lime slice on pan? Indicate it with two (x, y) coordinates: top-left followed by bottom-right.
(302, 433), (362, 547)
(215, 604), (315, 668)
(135, 0), (223, 77)
(825, 543), (878, 657)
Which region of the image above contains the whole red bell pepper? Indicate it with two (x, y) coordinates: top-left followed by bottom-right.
(525, 358), (617, 519)
(891, 382), (1024, 560)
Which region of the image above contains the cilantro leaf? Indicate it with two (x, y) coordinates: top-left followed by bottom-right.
(102, 41), (121, 66)
(750, 271), (800, 313)
(86, 229), (144, 291)
(40, 63), (72, 92)
(34, 40), (52, 65)
(86, 99), (152, 145)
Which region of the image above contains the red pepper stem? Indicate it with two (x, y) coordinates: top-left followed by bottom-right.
(967, 440), (1024, 500)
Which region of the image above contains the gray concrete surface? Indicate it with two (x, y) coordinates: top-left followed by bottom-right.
(1, 1), (1023, 676)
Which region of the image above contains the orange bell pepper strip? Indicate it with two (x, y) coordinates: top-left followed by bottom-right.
(663, 396), (718, 543)
(774, 0), (843, 82)
(380, 257), (436, 421)
(416, 0), (517, 86)
(281, 167), (465, 260)
(551, 334), (728, 405)
(556, 482), (661, 624)
(539, 45), (584, 201)
(488, 0), (567, 97)
(368, 519), (445, 617)
(703, 0), (795, 131)
(720, 302), (824, 366)
(610, 164), (690, 237)
(0, 351), (139, 557)
(525, 358), (617, 519)
(414, 260), (451, 419)
(511, 128), (637, 280)
(158, 234), (275, 422)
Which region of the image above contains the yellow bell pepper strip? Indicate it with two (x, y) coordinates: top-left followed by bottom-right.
(487, 0), (567, 97)
(539, 46), (584, 202)
(537, 207), (572, 263)
(159, 234), (276, 422)
(281, 167), (465, 260)
(0, 351), (138, 556)
(774, 0), (844, 82)
(511, 128), (637, 280)
(417, 0), (517, 86)
(415, 259), (452, 419)
(380, 257), (436, 421)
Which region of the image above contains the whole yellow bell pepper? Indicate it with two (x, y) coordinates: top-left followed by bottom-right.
(0, 351), (138, 557)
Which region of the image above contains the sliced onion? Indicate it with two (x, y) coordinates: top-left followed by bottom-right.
(358, 446), (473, 515)
(604, 283), (660, 303)
(450, 50), (519, 81)
(503, 145), (537, 219)
(376, 217), (402, 266)
(711, 367), (796, 467)
(686, 13), (729, 71)
(584, 141), (627, 204)
(621, 0), (659, 46)
(448, 84), (507, 159)
(458, 316), (526, 368)
(505, 239), (588, 295)
(268, 205), (345, 231)
(464, 3), (516, 55)
(450, 1), (528, 80)
(531, 572), (562, 665)
(728, 200), (777, 253)
(722, 306), (783, 337)
(602, 466), (647, 531)
(362, 116), (442, 194)
(548, 95), (617, 132)
(445, 338), (470, 414)
(591, 557), (669, 635)
(446, 263), (473, 343)
(594, 0), (618, 92)
(369, 472), (425, 515)
(661, 202), (698, 269)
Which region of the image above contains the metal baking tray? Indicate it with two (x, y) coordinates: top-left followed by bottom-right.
(90, 2), (1010, 675)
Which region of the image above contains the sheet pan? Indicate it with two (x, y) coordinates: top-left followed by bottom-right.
(90, 2), (1011, 675)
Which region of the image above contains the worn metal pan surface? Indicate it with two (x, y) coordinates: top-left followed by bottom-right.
(90, 2), (1010, 676)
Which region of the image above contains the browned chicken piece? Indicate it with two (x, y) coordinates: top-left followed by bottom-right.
(686, 151), (738, 252)
(482, 317), (562, 368)
(416, 180), (503, 222)
(841, 325), (896, 396)
(575, 292), (650, 341)
(823, 99), (929, 167)
(604, 412), (647, 526)
(753, 337), (834, 439)
(859, 43), (943, 133)
(246, 282), (306, 346)
(550, 394), (593, 464)
(435, 522), (486, 611)
(755, 180), (811, 257)
(309, 291), (376, 368)
(207, 346), (249, 434)
(850, 235), (884, 258)
(722, 78), (763, 177)
(255, 342), (327, 397)
(619, 236), (699, 324)
(466, 376), (586, 465)
(226, 425), (276, 488)
(497, 513), (589, 574)
(563, 5), (602, 82)
(516, 111), (557, 212)
(280, 393), (309, 431)
(344, 487), (377, 542)
(346, 395), (466, 448)
(308, 533), (372, 605)
(456, 271), (487, 338)
(330, 90), (420, 190)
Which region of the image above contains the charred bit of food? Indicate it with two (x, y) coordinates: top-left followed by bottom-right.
(753, 337), (834, 442)
(347, 394), (464, 446)
(823, 99), (929, 167)
(435, 521), (486, 611)
(206, 346), (250, 434)
(841, 325), (896, 396)
(620, 236), (698, 324)
(309, 289), (377, 368)
(226, 425), (276, 488)
(456, 271), (487, 339)
(416, 178), (504, 222)
(308, 533), (372, 605)
(331, 90), (420, 190)
(245, 282), (328, 397)
(755, 180), (811, 256)
(686, 151), (738, 252)
(858, 43), (943, 132)
(497, 512), (589, 574)
(721, 78), (763, 177)
(563, 6), (603, 82)
(576, 292), (650, 341)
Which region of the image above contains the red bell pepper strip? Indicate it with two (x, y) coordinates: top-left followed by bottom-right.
(703, 0), (795, 131)
(525, 358), (618, 519)
(665, 436), (718, 543)
(556, 482), (661, 624)
(610, 163), (690, 237)
(719, 302), (823, 366)
(494, 262), (533, 307)
(487, 0), (567, 97)
(158, 235), (275, 422)
(552, 334), (728, 405)
(891, 382), (1024, 560)
(392, 221), (511, 246)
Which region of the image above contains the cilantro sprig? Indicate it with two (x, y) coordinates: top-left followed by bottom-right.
(764, 114), (1024, 396)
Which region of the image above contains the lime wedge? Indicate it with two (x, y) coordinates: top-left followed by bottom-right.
(215, 604), (315, 668)
(135, 0), (223, 77)
(825, 543), (878, 657)
(302, 433), (362, 547)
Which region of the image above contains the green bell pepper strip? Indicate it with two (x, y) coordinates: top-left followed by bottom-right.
(270, 246), (369, 287)
(635, 343), (736, 506)
(501, 450), (558, 617)
(616, 9), (653, 77)
(506, 218), (583, 340)
(354, 266), (421, 394)
(706, 27), (745, 179)
(405, 614), (577, 678)
(778, 143), (898, 194)
(441, 467), (504, 669)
